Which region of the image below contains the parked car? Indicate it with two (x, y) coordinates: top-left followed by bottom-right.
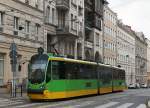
(128, 83), (140, 89)
(128, 84), (135, 89)
(136, 83), (140, 88)
(140, 84), (148, 88)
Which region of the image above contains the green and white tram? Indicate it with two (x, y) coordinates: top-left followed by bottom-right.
(27, 53), (126, 100)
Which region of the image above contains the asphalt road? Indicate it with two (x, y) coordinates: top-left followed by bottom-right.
(1, 88), (150, 108)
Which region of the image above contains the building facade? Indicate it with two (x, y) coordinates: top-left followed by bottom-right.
(117, 21), (136, 86)
(84, 0), (105, 62)
(44, 0), (57, 53)
(0, 0), (44, 86)
(103, 4), (117, 66)
(135, 32), (147, 85)
(49, 0), (85, 59)
(146, 39), (150, 86)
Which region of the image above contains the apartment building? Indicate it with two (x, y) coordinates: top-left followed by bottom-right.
(0, 0), (44, 86)
(117, 21), (136, 86)
(53, 0), (84, 59)
(84, 0), (105, 62)
(135, 32), (147, 85)
(146, 39), (150, 86)
(44, 0), (57, 53)
(103, 4), (117, 66)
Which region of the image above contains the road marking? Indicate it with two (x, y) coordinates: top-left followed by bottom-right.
(13, 103), (43, 108)
(95, 102), (119, 108)
(0, 99), (10, 102)
(116, 103), (134, 108)
(136, 104), (146, 108)
(68, 101), (95, 108)
(0, 101), (24, 107)
(37, 100), (77, 108)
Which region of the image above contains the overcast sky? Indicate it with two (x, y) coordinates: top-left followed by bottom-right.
(107, 0), (150, 39)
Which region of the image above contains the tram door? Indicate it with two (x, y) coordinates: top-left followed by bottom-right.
(100, 67), (113, 94)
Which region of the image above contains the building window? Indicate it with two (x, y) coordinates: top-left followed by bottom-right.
(52, 8), (55, 24)
(46, 6), (50, 23)
(58, 10), (65, 29)
(35, 23), (40, 35)
(25, 0), (29, 4)
(14, 17), (19, 30)
(96, 33), (99, 46)
(71, 14), (73, 29)
(25, 20), (30, 33)
(35, 0), (39, 8)
(0, 54), (4, 86)
(0, 12), (3, 26)
(74, 16), (77, 30)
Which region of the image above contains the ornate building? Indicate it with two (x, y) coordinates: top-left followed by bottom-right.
(146, 39), (150, 86)
(135, 32), (147, 85)
(0, 0), (44, 86)
(84, 0), (105, 62)
(103, 4), (117, 66)
(44, 0), (57, 53)
(117, 21), (136, 86)
(47, 0), (84, 59)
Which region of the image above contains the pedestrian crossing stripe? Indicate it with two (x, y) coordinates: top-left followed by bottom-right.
(95, 102), (147, 108)
(0, 101), (24, 107)
(95, 102), (119, 108)
(14, 103), (43, 108)
(136, 104), (147, 108)
(0, 97), (147, 108)
(116, 103), (134, 108)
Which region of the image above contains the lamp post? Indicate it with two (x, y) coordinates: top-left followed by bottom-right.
(126, 55), (133, 84)
(9, 42), (17, 97)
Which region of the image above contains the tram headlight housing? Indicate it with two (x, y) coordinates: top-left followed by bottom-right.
(40, 85), (45, 89)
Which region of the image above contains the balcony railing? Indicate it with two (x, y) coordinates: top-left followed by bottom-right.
(56, 26), (69, 34)
(84, 41), (93, 49)
(56, 0), (69, 10)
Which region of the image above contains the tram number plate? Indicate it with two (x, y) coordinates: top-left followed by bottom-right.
(86, 82), (92, 87)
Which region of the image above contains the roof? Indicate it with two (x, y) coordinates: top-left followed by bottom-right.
(48, 56), (124, 70)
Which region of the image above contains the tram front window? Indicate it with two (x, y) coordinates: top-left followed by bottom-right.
(29, 63), (46, 84)
(28, 57), (48, 84)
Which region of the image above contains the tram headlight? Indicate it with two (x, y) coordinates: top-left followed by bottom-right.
(40, 85), (45, 89)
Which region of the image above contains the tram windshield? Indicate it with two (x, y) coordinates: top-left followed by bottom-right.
(28, 54), (48, 84)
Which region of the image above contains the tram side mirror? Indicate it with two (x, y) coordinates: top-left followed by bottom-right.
(18, 64), (22, 71)
(38, 47), (44, 55)
(118, 65), (121, 68)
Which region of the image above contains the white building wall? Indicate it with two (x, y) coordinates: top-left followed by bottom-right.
(117, 26), (136, 86)
(103, 5), (117, 66)
(56, 0), (84, 59)
(0, 0), (44, 85)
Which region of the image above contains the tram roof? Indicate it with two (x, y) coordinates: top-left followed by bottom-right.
(48, 56), (123, 70)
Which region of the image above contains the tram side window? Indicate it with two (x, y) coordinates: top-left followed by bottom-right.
(65, 63), (79, 79)
(46, 61), (51, 82)
(58, 62), (66, 79)
(119, 70), (125, 80)
(79, 64), (96, 79)
(113, 69), (119, 80)
(52, 61), (59, 80)
(101, 67), (112, 84)
(65, 63), (96, 79)
(52, 61), (66, 80)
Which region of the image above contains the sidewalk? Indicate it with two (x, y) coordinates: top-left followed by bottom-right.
(0, 87), (28, 100)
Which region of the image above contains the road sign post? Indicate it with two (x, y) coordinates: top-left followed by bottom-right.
(9, 42), (17, 97)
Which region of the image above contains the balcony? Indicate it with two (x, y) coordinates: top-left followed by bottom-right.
(56, 25), (69, 34)
(56, 0), (69, 11)
(84, 41), (93, 49)
(56, 26), (78, 39)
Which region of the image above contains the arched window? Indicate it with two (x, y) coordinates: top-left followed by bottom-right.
(46, 6), (50, 23)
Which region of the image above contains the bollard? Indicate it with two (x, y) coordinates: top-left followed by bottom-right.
(10, 82), (12, 97)
(21, 85), (22, 97)
(14, 85), (17, 97)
